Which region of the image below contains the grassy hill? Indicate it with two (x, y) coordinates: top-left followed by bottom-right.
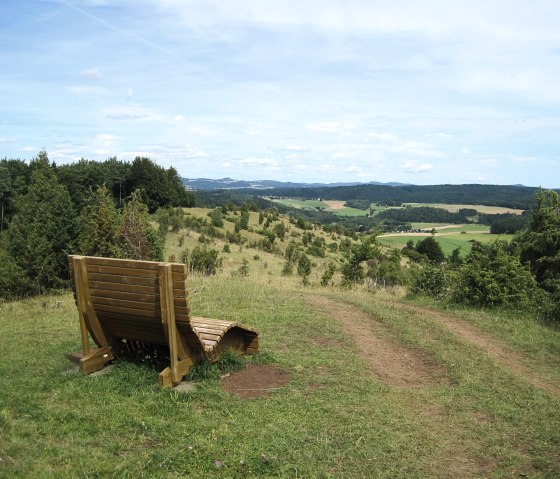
(1, 207), (559, 477)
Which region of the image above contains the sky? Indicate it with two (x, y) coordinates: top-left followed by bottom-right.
(1, 0), (559, 187)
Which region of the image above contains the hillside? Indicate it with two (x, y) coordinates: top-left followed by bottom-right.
(1, 229), (558, 477)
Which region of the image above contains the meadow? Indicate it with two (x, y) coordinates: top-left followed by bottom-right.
(270, 198), (368, 217)
(1, 208), (558, 478)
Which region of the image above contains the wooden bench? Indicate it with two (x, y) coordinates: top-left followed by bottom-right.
(68, 255), (259, 387)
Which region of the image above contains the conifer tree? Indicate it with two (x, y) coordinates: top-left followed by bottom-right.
(6, 160), (76, 292)
(120, 190), (163, 261)
(79, 185), (122, 258)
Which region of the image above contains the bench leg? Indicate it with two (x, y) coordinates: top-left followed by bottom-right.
(158, 357), (197, 388)
(79, 346), (114, 374)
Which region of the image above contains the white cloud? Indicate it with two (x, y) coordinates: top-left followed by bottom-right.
(400, 161), (434, 173)
(82, 67), (101, 78)
(95, 133), (117, 141)
(69, 85), (105, 94)
(305, 121), (354, 133)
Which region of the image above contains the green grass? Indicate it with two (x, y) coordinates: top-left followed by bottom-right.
(1, 276), (559, 478)
(405, 203), (525, 215)
(270, 198), (368, 217)
(410, 223), (490, 233)
(378, 232), (514, 257)
(0, 207), (558, 477)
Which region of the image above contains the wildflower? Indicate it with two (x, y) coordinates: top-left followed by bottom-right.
(215, 460), (222, 468)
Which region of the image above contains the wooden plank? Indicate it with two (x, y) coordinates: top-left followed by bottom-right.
(191, 318), (236, 327)
(197, 332), (223, 341)
(93, 302), (190, 320)
(73, 256), (110, 348)
(89, 280), (188, 299)
(159, 263), (180, 383)
(82, 256), (186, 272)
(90, 288), (189, 311)
(82, 264), (187, 282)
(91, 296), (189, 316)
(85, 272), (159, 287)
(72, 256), (92, 356)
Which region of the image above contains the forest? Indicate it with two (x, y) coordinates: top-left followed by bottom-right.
(256, 183), (547, 209)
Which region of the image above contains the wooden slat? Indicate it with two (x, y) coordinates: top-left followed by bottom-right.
(80, 264), (186, 282)
(88, 280), (187, 297)
(197, 332), (223, 341)
(69, 255), (186, 272)
(94, 303), (189, 320)
(90, 288), (189, 311)
(91, 296), (189, 316)
(191, 318), (236, 327)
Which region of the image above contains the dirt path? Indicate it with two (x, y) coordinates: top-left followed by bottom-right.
(386, 301), (560, 397)
(305, 295), (448, 387)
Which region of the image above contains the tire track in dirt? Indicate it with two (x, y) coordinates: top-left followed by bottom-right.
(385, 301), (560, 397)
(306, 295), (493, 478)
(305, 295), (448, 387)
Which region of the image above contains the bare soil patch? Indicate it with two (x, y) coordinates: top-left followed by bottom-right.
(392, 302), (560, 397)
(323, 200), (346, 210)
(306, 296), (448, 387)
(221, 364), (291, 399)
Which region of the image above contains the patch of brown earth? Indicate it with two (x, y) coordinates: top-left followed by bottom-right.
(306, 296), (448, 387)
(221, 364), (291, 399)
(392, 302), (560, 397)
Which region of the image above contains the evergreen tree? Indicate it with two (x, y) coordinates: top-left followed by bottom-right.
(79, 185), (122, 258)
(416, 236), (445, 263)
(6, 162), (76, 292)
(120, 190), (163, 261)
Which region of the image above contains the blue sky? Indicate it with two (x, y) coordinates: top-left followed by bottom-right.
(1, 0), (559, 186)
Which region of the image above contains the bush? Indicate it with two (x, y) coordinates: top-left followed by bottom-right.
(452, 241), (537, 309)
(410, 264), (449, 299)
(321, 262), (337, 286)
(189, 246), (222, 275)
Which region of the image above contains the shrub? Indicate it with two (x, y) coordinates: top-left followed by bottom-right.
(451, 241), (537, 309)
(321, 262), (337, 287)
(189, 246), (222, 275)
(410, 264), (449, 299)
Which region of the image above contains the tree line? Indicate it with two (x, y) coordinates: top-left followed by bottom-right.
(0, 151), (192, 298)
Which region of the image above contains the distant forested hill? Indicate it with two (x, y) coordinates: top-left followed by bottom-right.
(261, 184), (551, 210)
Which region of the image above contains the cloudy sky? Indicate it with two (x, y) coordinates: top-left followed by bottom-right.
(1, 0), (559, 186)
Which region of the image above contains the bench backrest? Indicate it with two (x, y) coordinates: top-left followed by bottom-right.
(68, 255), (202, 351)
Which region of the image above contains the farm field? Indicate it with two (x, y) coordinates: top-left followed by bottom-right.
(269, 198), (525, 218)
(270, 198), (368, 217)
(378, 230), (514, 257)
(410, 223), (491, 232)
(404, 203), (525, 215)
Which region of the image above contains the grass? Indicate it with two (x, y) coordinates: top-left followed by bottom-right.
(1, 275), (559, 478)
(404, 203), (525, 215)
(378, 232), (514, 257)
(410, 223), (490, 233)
(1, 207), (558, 477)
(270, 198), (368, 217)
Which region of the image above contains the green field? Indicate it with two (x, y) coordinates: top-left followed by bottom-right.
(378, 232), (514, 257)
(405, 203), (525, 215)
(271, 198), (525, 219)
(270, 198), (368, 217)
(410, 223), (490, 233)
(1, 276), (558, 478)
